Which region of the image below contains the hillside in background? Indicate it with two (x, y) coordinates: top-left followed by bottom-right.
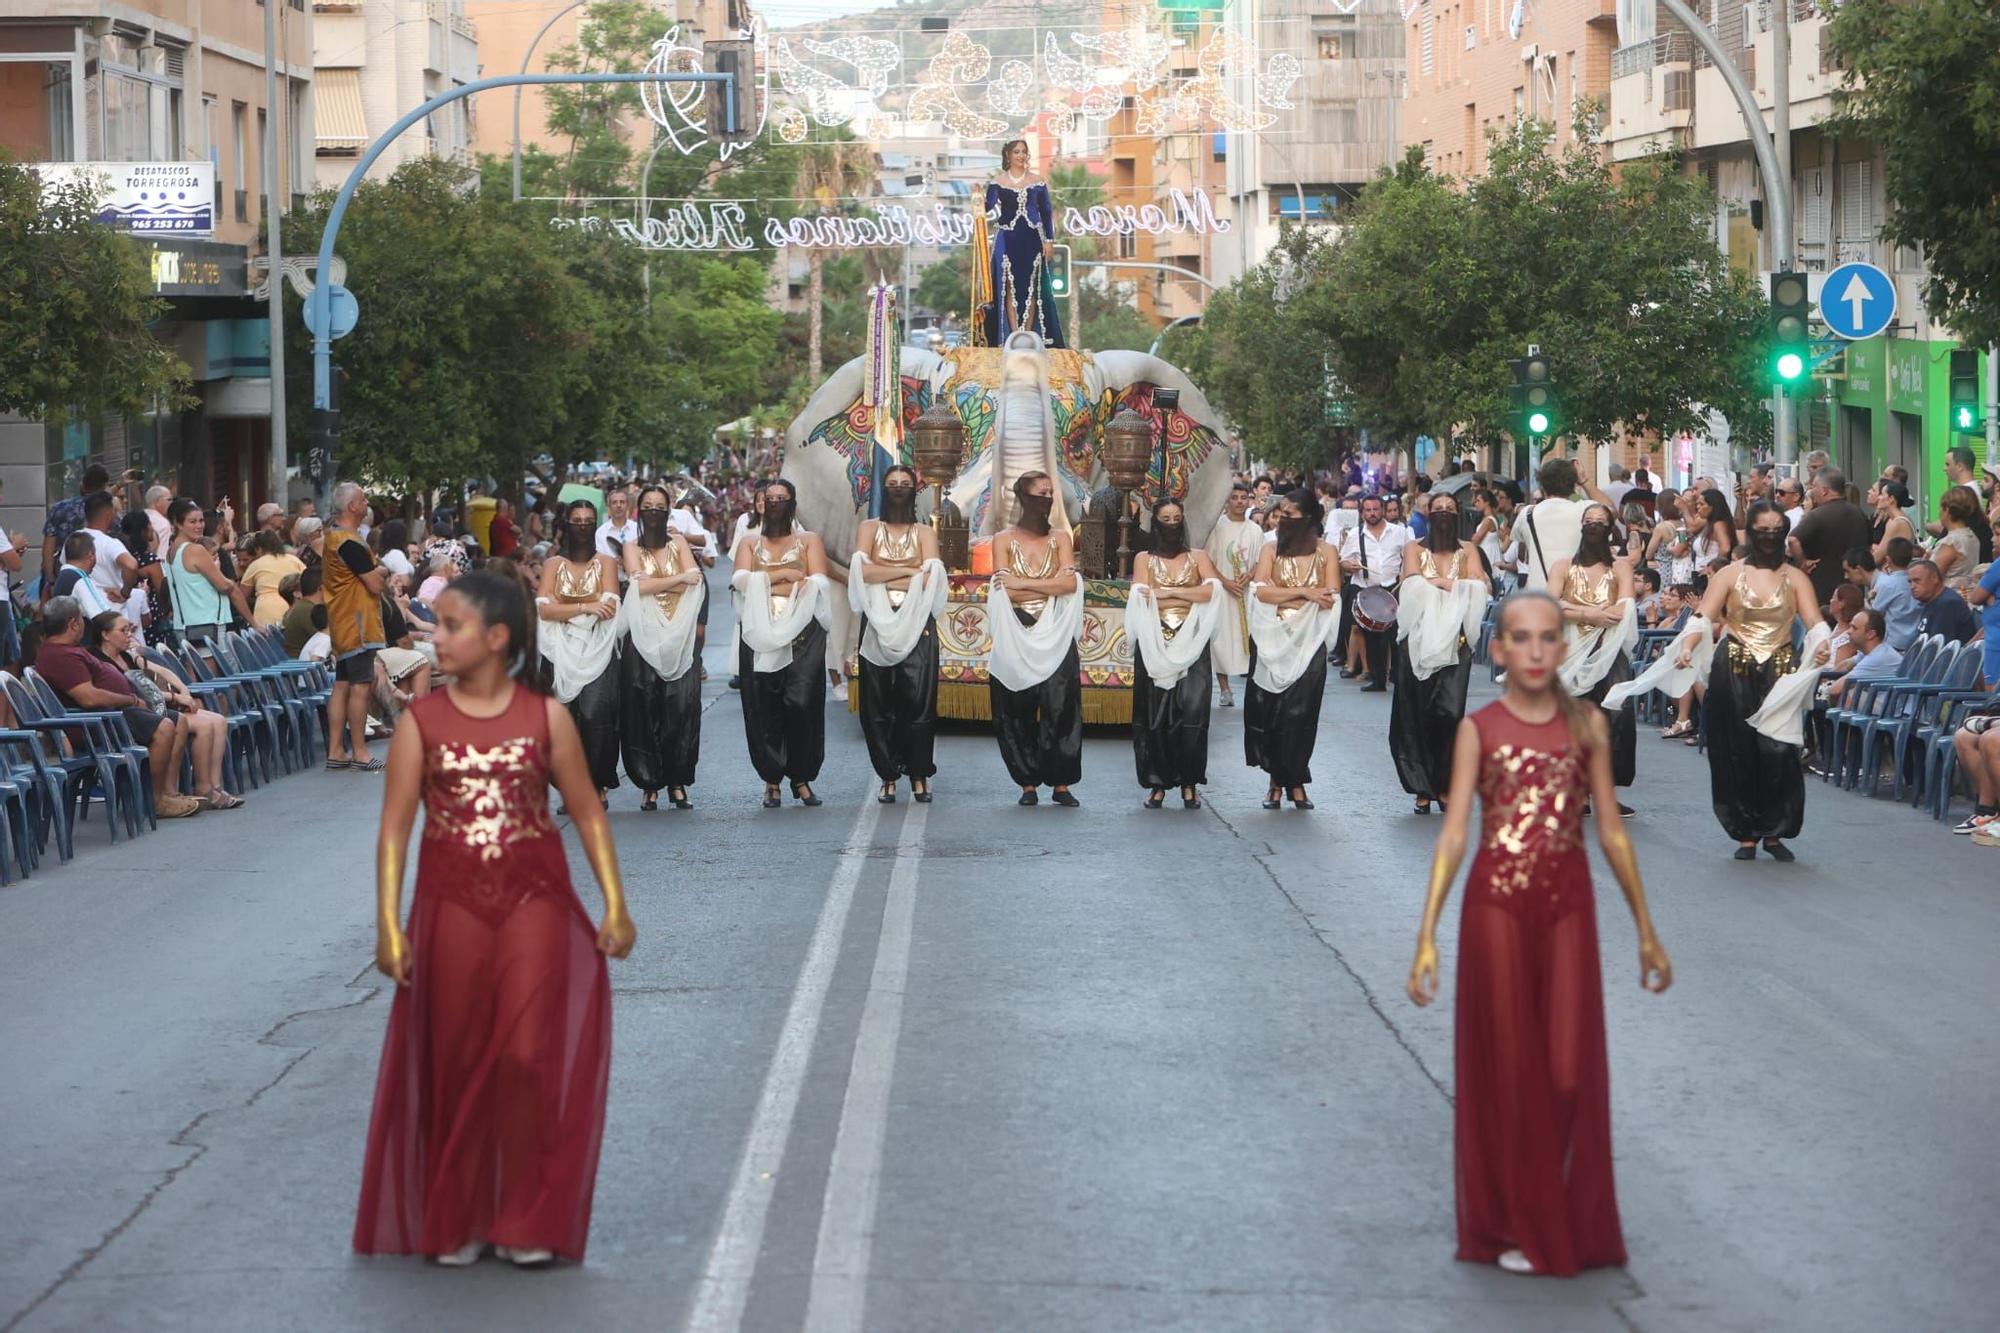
(771, 0), (1101, 68)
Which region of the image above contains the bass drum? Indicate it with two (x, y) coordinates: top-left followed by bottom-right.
(1353, 584), (1400, 634)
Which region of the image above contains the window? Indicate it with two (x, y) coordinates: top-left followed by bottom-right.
(1421, 13), (1435, 76)
(1838, 158), (1875, 260)
(232, 101), (248, 221)
(98, 31), (183, 162)
(0, 61), (76, 161)
(1320, 35), (1343, 59)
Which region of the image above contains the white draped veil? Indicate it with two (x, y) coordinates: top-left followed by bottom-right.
(1604, 615), (1714, 713)
(1559, 598), (1639, 695)
(1247, 590), (1340, 694)
(986, 574), (1085, 691)
(617, 570), (704, 683)
(537, 596), (622, 704)
(848, 555), (949, 667)
(1395, 573), (1491, 682)
(731, 570), (831, 673)
(1602, 617), (1829, 747)
(1124, 578), (1226, 688)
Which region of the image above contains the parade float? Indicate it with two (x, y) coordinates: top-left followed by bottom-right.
(783, 294), (1235, 724)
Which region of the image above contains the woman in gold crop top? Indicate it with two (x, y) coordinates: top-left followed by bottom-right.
(1246, 489), (1343, 811)
(853, 464), (944, 803)
(1130, 499), (1222, 810)
(989, 470), (1084, 806)
(1674, 500), (1825, 861)
(620, 484), (705, 812)
(728, 479), (831, 808)
(536, 498), (624, 805)
(1547, 503), (1637, 801)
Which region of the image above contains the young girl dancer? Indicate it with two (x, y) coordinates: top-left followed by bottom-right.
(1406, 591), (1671, 1277)
(355, 570), (636, 1268)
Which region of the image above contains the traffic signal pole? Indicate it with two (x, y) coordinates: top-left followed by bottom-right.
(1657, 0), (1795, 465)
(307, 70), (738, 508)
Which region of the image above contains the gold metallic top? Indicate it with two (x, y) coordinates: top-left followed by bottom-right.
(1272, 548), (1324, 622)
(633, 541), (684, 616)
(871, 522), (921, 609)
(757, 537), (806, 615)
(1414, 546), (1467, 580)
(1006, 537), (1060, 620)
(1564, 563), (1615, 607)
(1725, 569), (1796, 663)
(1149, 551), (1199, 636)
(553, 555), (605, 603)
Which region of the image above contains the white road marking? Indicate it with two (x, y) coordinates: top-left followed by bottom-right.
(803, 803), (927, 1333)
(685, 799), (883, 1333)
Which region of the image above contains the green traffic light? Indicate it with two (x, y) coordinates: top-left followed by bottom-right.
(1775, 351), (1805, 382)
(1527, 410), (1551, 434)
(1957, 406), (1976, 430)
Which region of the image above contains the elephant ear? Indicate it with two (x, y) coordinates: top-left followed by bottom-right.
(1092, 351), (1233, 547)
(784, 347), (942, 566)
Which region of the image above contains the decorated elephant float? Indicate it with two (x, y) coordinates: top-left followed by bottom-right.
(782, 331), (1236, 723)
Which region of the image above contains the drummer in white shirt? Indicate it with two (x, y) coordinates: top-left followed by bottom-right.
(1338, 494), (1408, 691)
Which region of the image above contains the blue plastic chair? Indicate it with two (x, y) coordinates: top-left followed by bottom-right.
(1918, 697), (1994, 820)
(1839, 644), (1957, 793)
(1825, 637), (1939, 783)
(24, 668), (156, 832)
(173, 645), (276, 786)
(0, 673), (146, 843)
(1858, 646), (1987, 800)
(0, 729), (74, 864)
(159, 646), (266, 790)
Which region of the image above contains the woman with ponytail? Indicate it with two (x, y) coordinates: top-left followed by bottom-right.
(619, 484), (704, 812)
(357, 570), (635, 1268)
(851, 465), (947, 803)
(1408, 590), (1670, 1278)
(535, 500), (624, 807)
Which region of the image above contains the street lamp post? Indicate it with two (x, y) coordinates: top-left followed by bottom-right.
(512, 0), (589, 203)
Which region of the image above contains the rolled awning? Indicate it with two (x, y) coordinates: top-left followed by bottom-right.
(316, 68), (366, 149)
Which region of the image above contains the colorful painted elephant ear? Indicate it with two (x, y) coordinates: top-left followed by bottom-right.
(1090, 350), (1232, 543)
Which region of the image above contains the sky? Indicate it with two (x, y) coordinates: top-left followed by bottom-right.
(759, 0), (900, 28)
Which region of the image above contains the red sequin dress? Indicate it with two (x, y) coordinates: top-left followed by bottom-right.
(354, 686), (612, 1262)
(1454, 701), (1625, 1276)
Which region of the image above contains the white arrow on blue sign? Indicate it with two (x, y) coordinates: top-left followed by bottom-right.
(1818, 261), (1896, 341)
(301, 283), (360, 342)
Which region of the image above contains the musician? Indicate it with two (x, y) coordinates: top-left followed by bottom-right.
(1338, 495), (1408, 692)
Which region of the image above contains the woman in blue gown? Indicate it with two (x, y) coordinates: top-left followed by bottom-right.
(981, 139), (1066, 348)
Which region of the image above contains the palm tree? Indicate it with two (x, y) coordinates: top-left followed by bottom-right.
(792, 140), (878, 380)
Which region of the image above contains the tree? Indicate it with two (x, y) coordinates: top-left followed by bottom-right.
(791, 139), (881, 379)
(1824, 0), (2000, 348)
(0, 160), (189, 423)
(541, 0), (675, 201)
(1188, 243), (1341, 470)
(1046, 161), (1158, 351)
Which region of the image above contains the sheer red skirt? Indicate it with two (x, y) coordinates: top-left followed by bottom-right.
(1454, 846), (1624, 1276)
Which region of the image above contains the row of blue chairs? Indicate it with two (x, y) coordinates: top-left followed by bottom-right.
(0, 626), (335, 884)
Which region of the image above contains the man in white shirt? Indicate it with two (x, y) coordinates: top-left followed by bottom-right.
(1338, 494), (1408, 691)
(1601, 463), (1634, 511)
(594, 486), (639, 556)
(1774, 474), (1807, 531)
(144, 486), (173, 558)
(669, 495), (717, 680)
(83, 492), (134, 605)
(1511, 456), (1588, 591)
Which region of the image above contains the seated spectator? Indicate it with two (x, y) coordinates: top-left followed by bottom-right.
(1865, 539), (1922, 651)
(283, 565), (324, 657)
(1971, 544), (2000, 688)
(239, 530), (305, 627)
(1909, 559), (1977, 644)
(52, 531), (114, 616)
(301, 603), (332, 665)
(1822, 609), (1903, 703)
(34, 598), (198, 817)
(1634, 568), (1664, 625)
(1952, 699), (2000, 843)
(87, 611), (241, 810)
(1823, 583), (1865, 674)
(375, 580), (433, 719)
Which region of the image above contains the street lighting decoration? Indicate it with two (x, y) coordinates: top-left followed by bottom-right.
(1769, 269), (1810, 385)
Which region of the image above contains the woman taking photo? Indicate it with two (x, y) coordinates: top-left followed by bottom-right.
(850, 465), (947, 804)
(730, 479), (832, 808)
(536, 499), (623, 807)
(620, 484), (705, 812)
(1124, 498), (1224, 810)
(1245, 490), (1342, 810)
(1390, 491), (1490, 815)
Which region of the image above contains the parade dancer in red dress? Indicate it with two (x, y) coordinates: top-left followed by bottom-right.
(355, 571), (636, 1268)
(1407, 591), (1671, 1277)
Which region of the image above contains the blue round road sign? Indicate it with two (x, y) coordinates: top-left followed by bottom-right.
(302, 283), (359, 342)
(1818, 262), (1896, 341)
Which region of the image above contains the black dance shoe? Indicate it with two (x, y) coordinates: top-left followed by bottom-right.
(1762, 840), (1795, 862)
(668, 787), (692, 810)
(912, 780), (933, 804)
(1018, 789), (1039, 806)
(762, 784), (782, 809)
(1145, 789), (1166, 809)
(1733, 844), (1757, 860)
(792, 782), (822, 807)
(1051, 789), (1080, 807)
(1262, 788), (1281, 810)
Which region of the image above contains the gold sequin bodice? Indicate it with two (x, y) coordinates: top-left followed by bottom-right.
(1272, 548), (1325, 622)
(1414, 546), (1467, 580)
(1006, 537), (1060, 621)
(1149, 551), (1200, 636)
(871, 522), (921, 609)
(757, 538), (806, 615)
(553, 556), (605, 604)
(1725, 570), (1796, 664)
(634, 541), (684, 616)
(1467, 704), (1590, 919)
(1564, 563), (1615, 608)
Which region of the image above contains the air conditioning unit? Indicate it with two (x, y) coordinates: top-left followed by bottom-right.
(1520, 43), (1539, 63)
(1465, 26), (1477, 50)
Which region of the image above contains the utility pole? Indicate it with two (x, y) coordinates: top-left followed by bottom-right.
(1988, 344), (1999, 472)
(263, 0), (289, 506)
(1770, 0), (1796, 467)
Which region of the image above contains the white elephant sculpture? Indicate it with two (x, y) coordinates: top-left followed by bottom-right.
(782, 339), (1236, 569)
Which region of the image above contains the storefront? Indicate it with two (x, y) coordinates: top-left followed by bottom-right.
(1827, 335), (1985, 519)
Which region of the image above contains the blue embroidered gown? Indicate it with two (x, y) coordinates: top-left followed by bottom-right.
(983, 180), (1066, 348)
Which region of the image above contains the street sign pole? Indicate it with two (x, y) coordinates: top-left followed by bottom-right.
(308, 70), (737, 509)
(263, 0), (289, 509)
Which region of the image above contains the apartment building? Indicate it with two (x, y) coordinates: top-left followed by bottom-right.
(0, 0), (315, 532)
(1605, 0), (1985, 510)
(1400, 0), (1614, 178)
(312, 0), (480, 191)
(467, 0), (749, 169)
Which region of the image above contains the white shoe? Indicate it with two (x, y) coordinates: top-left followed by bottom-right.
(832, 681), (849, 702)
(495, 1245), (555, 1267)
(1497, 1249), (1535, 1275)
(434, 1241), (483, 1266)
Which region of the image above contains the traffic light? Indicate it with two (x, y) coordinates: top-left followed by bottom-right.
(1770, 269), (1810, 384)
(704, 39), (756, 145)
(1508, 349), (1560, 439)
(1047, 243), (1072, 298)
(1949, 348), (1983, 435)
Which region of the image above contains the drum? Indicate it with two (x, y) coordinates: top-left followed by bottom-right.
(1353, 585), (1400, 634)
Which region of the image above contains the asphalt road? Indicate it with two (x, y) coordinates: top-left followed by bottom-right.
(2, 567), (1995, 1333)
